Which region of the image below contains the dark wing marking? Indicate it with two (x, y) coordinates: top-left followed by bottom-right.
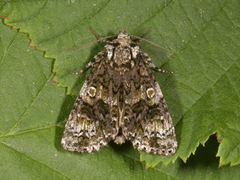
(122, 53), (177, 155)
(61, 53), (118, 153)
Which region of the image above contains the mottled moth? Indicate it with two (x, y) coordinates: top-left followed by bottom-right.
(61, 28), (177, 155)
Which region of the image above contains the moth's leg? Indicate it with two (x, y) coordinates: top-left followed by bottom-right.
(135, 29), (151, 44)
(143, 53), (174, 74)
(67, 58), (96, 75)
(150, 64), (174, 74)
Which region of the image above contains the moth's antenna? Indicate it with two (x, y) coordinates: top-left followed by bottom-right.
(141, 29), (152, 38)
(65, 28), (178, 54)
(130, 35), (178, 54)
(65, 35), (118, 52)
(87, 27), (103, 38)
(135, 29), (152, 44)
(65, 27), (118, 52)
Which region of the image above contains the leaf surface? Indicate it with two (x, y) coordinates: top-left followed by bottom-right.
(0, 0), (240, 179)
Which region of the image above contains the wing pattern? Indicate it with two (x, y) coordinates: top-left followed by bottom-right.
(62, 29), (177, 155)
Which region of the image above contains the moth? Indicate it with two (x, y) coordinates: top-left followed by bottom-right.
(61, 28), (177, 155)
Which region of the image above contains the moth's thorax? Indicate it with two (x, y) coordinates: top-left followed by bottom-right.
(113, 46), (131, 66)
(105, 32), (141, 73)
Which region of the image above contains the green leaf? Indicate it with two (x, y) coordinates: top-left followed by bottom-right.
(1, 0), (240, 179)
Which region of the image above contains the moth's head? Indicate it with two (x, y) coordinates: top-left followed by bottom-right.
(116, 29), (132, 46)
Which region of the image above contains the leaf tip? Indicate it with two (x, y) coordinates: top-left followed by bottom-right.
(0, 15), (8, 19)
(145, 165), (151, 170)
(51, 76), (57, 83)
